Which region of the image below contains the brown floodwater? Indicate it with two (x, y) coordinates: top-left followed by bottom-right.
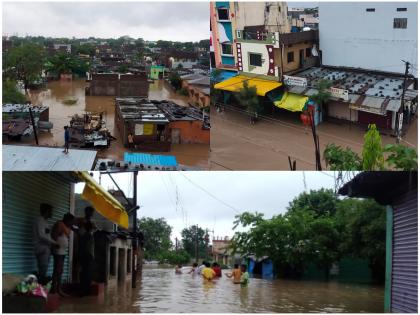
(58, 267), (384, 313)
(5, 79), (209, 169)
(210, 105), (418, 170)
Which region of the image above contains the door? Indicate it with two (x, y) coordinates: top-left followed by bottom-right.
(299, 49), (304, 68)
(171, 128), (180, 144)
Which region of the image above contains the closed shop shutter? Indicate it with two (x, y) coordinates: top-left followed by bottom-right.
(328, 101), (358, 122)
(391, 190), (418, 313)
(2, 172), (72, 281)
(358, 111), (392, 129)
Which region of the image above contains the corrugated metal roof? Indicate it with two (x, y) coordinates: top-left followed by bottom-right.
(361, 96), (384, 109)
(124, 152), (178, 167)
(3, 145), (97, 171)
(386, 99), (401, 112)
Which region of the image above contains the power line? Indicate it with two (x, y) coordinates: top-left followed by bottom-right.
(178, 172), (241, 215)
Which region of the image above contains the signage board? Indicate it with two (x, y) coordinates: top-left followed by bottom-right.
(329, 87), (349, 101)
(283, 75), (307, 87)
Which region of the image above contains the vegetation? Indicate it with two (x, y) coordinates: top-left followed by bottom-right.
(3, 43), (45, 91)
(168, 71), (182, 90)
(309, 79), (332, 117)
(181, 225), (208, 260)
(139, 217), (173, 260)
(46, 52), (89, 78)
(2, 79), (26, 104)
(231, 189), (386, 282)
(324, 124), (417, 170)
(235, 81), (262, 115)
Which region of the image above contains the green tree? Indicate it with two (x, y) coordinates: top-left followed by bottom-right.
(384, 144), (418, 170)
(323, 124), (417, 171)
(2, 79), (26, 104)
(139, 217), (173, 260)
(335, 198), (386, 282)
(181, 225), (207, 261)
(235, 81), (262, 115)
(287, 188), (339, 218)
(323, 143), (362, 170)
(362, 124), (384, 170)
(168, 71), (182, 90)
(160, 249), (191, 265)
(309, 79), (332, 118)
(3, 43), (45, 91)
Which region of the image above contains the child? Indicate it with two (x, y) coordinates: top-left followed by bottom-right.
(240, 264), (249, 287)
(188, 262), (199, 275)
(175, 264), (183, 274)
(226, 264), (241, 284)
(212, 262), (222, 277)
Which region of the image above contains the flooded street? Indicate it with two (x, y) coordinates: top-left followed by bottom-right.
(210, 105), (418, 170)
(6, 79), (209, 169)
(58, 267), (384, 313)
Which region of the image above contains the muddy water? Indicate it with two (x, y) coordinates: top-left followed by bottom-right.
(210, 105), (418, 170)
(58, 267), (384, 313)
(7, 79), (209, 168)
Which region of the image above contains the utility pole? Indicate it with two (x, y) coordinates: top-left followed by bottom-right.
(397, 60), (410, 143)
(195, 224), (198, 263)
(28, 107), (39, 145)
(132, 171), (138, 288)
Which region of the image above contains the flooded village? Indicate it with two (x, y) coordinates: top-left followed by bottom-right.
(1, 1), (418, 314)
(3, 29), (210, 170)
(2, 170), (417, 313)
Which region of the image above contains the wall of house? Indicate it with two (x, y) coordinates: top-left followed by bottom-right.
(327, 100), (359, 122)
(319, 2), (418, 76)
(2, 172), (74, 280)
(169, 120), (210, 144)
(106, 238), (132, 286)
(119, 74), (149, 97)
(237, 41), (279, 77)
(233, 2), (290, 34)
(90, 74), (119, 96)
(281, 42), (318, 74)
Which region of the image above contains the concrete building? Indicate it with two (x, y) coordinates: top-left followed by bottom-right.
(114, 98), (171, 151)
(233, 2), (290, 34)
(319, 2), (418, 76)
(88, 73), (149, 97)
(212, 237), (234, 266)
(180, 73), (210, 108)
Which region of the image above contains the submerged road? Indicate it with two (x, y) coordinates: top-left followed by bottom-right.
(210, 105), (418, 170)
(58, 267), (384, 313)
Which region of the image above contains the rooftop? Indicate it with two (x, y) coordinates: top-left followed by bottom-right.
(115, 97), (169, 123)
(3, 145), (97, 171)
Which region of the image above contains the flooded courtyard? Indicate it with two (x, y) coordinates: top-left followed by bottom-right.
(5, 79), (209, 169)
(58, 267), (384, 313)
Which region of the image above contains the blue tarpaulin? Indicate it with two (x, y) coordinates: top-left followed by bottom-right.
(124, 153), (178, 167)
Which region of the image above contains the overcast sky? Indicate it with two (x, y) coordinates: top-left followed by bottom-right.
(2, 2), (208, 42)
(75, 171), (337, 243)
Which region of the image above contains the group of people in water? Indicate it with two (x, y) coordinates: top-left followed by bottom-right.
(175, 261), (249, 286)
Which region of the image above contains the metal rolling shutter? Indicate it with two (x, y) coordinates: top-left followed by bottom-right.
(2, 172), (71, 281)
(391, 189), (418, 313)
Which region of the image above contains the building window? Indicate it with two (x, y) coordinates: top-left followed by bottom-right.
(394, 18), (408, 29)
(221, 43), (233, 55)
(366, 8), (375, 12)
(249, 53), (262, 67)
(397, 8), (407, 11)
(217, 7), (229, 20)
(306, 48), (312, 58)
(287, 51), (294, 63)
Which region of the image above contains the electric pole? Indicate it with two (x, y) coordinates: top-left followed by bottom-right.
(397, 60), (410, 143)
(132, 171), (138, 288)
(195, 224), (198, 263)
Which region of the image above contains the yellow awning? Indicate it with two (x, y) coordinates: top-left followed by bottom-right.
(274, 92), (308, 112)
(214, 75), (282, 97)
(76, 171), (129, 229)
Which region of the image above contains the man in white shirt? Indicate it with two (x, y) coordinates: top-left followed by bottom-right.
(32, 203), (58, 283)
(197, 260), (206, 275)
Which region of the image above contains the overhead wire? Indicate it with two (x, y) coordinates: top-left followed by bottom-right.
(177, 172), (241, 215)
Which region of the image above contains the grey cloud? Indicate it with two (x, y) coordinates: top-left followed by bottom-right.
(3, 2), (208, 41)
